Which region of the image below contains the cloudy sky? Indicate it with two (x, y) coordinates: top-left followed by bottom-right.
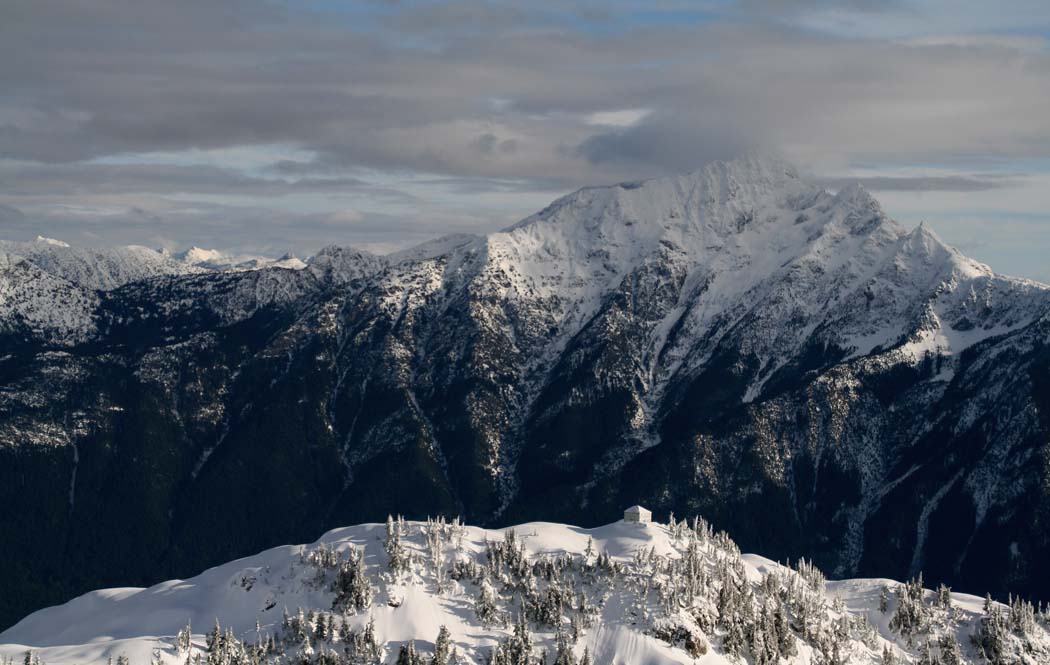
(3, 1), (1050, 280)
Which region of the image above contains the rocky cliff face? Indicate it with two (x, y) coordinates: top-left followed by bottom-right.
(1, 154), (1048, 629)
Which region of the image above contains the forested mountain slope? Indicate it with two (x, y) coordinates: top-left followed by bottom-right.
(1, 155), (1049, 630)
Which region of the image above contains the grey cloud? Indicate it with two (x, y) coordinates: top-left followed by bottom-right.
(266, 160), (351, 177)
(0, 163), (415, 202)
(407, 176), (566, 195)
(2, 1), (1049, 181)
(473, 134), (500, 155)
(0, 204), (26, 220)
(0, 204), (27, 230)
(2, 0), (1050, 272)
(575, 112), (763, 176)
(818, 175), (1016, 192)
(470, 134), (520, 156)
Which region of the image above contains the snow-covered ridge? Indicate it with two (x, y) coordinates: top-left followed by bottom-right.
(1, 515), (1046, 665)
(0, 237), (316, 295)
(0, 252), (99, 343)
(174, 247), (308, 272)
(0, 238), (202, 291)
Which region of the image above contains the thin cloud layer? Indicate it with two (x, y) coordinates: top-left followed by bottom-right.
(1, 0), (1049, 279)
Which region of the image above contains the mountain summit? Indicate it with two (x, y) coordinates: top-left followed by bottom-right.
(1, 155), (1049, 630)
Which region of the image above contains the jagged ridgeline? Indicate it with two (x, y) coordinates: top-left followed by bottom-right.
(2, 516), (1049, 665)
(2, 154), (1050, 630)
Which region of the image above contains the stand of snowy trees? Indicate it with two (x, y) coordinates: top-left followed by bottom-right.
(7, 515), (1050, 665)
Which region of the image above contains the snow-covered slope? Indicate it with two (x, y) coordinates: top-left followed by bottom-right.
(2, 515), (1047, 665)
(0, 252), (98, 345)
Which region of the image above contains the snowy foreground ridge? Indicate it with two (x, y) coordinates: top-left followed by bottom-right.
(2, 517), (1048, 665)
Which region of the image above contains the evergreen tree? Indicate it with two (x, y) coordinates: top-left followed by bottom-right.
(207, 619), (222, 653)
(345, 617), (383, 665)
(386, 515), (409, 575)
(177, 620), (193, 654)
(880, 645), (899, 665)
(432, 626), (453, 665)
(936, 584), (952, 611)
(973, 602), (1008, 663)
(916, 640), (939, 665)
(333, 545), (374, 613)
(937, 634), (961, 665)
(295, 608), (309, 641)
(396, 641), (424, 665)
(773, 601), (795, 657)
(889, 574), (929, 641)
(552, 626), (577, 665)
(489, 613), (535, 665)
(475, 579), (503, 627)
(296, 636), (315, 665)
(326, 614), (337, 643)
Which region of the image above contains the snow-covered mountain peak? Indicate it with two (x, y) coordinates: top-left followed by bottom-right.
(33, 236), (70, 248)
(689, 149), (802, 195)
(490, 155), (903, 312)
(174, 246), (310, 272)
(506, 155), (894, 262)
(831, 180), (876, 206)
(457, 156), (1050, 412)
(176, 246), (226, 265)
(515, 153), (815, 238)
(894, 222), (993, 284)
(306, 245), (385, 283)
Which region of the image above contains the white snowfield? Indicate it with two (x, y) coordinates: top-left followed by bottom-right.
(1, 517), (1045, 665)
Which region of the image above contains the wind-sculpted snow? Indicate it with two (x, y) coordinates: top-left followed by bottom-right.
(3, 516), (1049, 665)
(1, 154), (1050, 633)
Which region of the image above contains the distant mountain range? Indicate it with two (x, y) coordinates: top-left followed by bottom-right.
(0, 236), (307, 292)
(1, 154), (1048, 631)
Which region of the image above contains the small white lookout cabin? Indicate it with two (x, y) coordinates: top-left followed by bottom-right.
(624, 505), (652, 524)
